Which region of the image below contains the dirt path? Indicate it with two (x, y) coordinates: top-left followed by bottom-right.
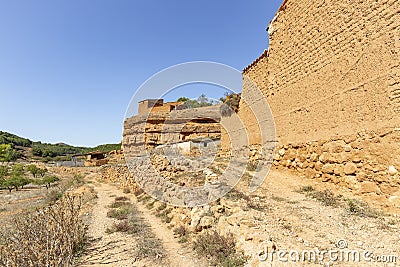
(134, 197), (207, 267)
(78, 173), (202, 267)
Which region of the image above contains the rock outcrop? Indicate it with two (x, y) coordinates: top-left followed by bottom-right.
(123, 106), (221, 156)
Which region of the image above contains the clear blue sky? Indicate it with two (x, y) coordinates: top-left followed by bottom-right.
(0, 0), (282, 147)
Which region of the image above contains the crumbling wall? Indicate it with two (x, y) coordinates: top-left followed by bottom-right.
(234, 0), (400, 198)
(242, 0), (399, 144)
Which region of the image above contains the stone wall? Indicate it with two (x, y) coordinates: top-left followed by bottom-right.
(273, 129), (400, 205)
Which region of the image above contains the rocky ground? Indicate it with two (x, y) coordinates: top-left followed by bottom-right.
(96, 154), (400, 266)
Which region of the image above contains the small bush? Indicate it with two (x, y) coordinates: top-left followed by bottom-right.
(134, 188), (144, 196)
(299, 188), (340, 207)
(226, 189), (251, 202)
(173, 225), (189, 243)
(246, 161), (258, 172)
(193, 230), (247, 267)
(46, 189), (63, 204)
(173, 225), (189, 237)
(107, 206), (132, 220)
(297, 185), (314, 193)
(309, 189), (340, 207)
(346, 199), (380, 218)
(72, 174), (85, 185)
(157, 203), (167, 211)
(135, 237), (164, 260)
(114, 196), (129, 202)
(106, 219), (144, 234)
(163, 216), (172, 223)
(123, 188), (131, 194)
(271, 195), (286, 202)
(109, 200), (130, 209)
(146, 200), (156, 209)
(156, 208), (173, 223)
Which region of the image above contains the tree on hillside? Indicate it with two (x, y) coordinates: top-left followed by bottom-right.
(34, 175), (59, 189)
(0, 144), (19, 163)
(178, 94), (219, 109)
(12, 176), (31, 190)
(197, 94), (211, 106)
(0, 165), (8, 178)
(38, 167), (48, 177)
(2, 178), (15, 192)
(0, 166), (8, 191)
(2, 176), (31, 192)
(177, 97), (190, 102)
(9, 164), (30, 190)
(11, 164), (24, 177)
(220, 92), (241, 116)
(26, 164), (40, 178)
(0, 131), (32, 147)
(27, 165), (48, 178)
(42, 175), (59, 189)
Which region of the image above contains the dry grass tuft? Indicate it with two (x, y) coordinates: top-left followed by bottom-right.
(0, 194), (86, 267)
(193, 230), (247, 266)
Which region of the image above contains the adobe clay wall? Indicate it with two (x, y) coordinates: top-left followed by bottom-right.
(241, 0), (399, 144)
(227, 0), (400, 203)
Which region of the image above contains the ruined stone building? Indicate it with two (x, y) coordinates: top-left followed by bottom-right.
(123, 100), (221, 156)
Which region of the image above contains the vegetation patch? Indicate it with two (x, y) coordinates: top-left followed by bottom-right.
(346, 198), (381, 218)
(105, 202), (165, 262)
(0, 131), (120, 162)
(0, 195), (86, 266)
(297, 186), (382, 217)
(146, 200), (156, 209)
(156, 208), (173, 223)
(135, 236), (165, 261)
(173, 225), (189, 243)
(107, 206), (132, 220)
(193, 230), (248, 267)
(157, 202), (167, 211)
(46, 188), (63, 203)
(271, 195), (286, 202)
(114, 196), (129, 202)
(246, 161), (259, 172)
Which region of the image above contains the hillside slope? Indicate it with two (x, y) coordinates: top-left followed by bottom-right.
(0, 131), (121, 161)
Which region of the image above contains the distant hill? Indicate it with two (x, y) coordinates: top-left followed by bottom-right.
(0, 131), (121, 161)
